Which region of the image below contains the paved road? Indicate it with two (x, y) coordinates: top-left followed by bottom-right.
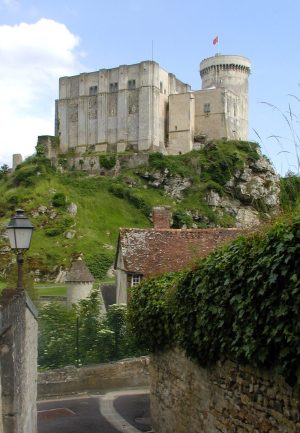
(38, 391), (152, 433)
(114, 394), (151, 432)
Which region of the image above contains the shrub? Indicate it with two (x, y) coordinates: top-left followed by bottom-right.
(172, 210), (194, 228)
(85, 252), (114, 280)
(99, 154), (116, 170)
(52, 192), (67, 208)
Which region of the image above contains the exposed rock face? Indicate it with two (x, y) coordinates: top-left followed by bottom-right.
(206, 155), (280, 227)
(138, 153), (280, 228)
(138, 168), (192, 200)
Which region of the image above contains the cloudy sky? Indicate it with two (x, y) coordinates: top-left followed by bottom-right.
(0, 0), (299, 175)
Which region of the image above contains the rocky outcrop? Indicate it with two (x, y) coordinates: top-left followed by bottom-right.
(137, 168), (192, 200)
(137, 153), (280, 228)
(206, 155), (280, 228)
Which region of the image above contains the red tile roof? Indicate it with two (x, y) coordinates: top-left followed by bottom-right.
(116, 228), (245, 276)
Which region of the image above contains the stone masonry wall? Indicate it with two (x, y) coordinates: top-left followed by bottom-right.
(150, 349), (300, 433)
(38, 356), (149, 399)
(0, 290), (38, 433)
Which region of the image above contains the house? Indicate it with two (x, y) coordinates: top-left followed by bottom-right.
(115, 206), (246, 303)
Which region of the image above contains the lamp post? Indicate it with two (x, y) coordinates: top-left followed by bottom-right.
(6, 209), (34, 290)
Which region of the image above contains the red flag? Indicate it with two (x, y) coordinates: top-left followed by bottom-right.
(213, 36), (219, 45)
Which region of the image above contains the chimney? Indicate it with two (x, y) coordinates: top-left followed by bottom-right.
(152, 206), (171, 229)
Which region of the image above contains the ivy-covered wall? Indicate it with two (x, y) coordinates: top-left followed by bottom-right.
(128, 214), (300, 386)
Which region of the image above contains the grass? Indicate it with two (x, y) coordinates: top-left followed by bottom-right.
(35, 284), (67, 297)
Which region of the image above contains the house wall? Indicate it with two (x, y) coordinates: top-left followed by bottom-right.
(116, 249), (128, 304)
(150, 349), (300, 433)
(0, 290), (38, 433)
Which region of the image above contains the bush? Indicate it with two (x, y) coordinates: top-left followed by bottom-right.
(128, 214), (300, 385)
(99, 154), (116, 170)
(38, 290), (143, 369)
(172, 210), (194, 228)
(85, 252), (114, 280)
(52, 192), (67, 207)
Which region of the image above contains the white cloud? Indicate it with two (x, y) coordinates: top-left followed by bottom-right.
(0, 18), (82, 167)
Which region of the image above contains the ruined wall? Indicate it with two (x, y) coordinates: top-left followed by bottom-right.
(0, 290), (38, 433)
(150, 349), (300, 433)
(38, 356), (149, 398)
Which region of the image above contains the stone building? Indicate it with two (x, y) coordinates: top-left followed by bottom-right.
(114, 206), (245, 304)
(65, 258), (94, 307)
(54, 54), (251, 157)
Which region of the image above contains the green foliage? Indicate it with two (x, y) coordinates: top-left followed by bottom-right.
(108, 183), (151, 216)
(38, 290), (143, 369)
(128, 214), (300, 385)
(280, 173), (300, 211)
(85, 252), (114, 280)
(172, 210), (194, 228)
(128, 272), (187, 352)
(52, 192), (67, 208)
(38, 302), (78, 368)
(10, 156), (53, 187)
(105, 304), (144, 359)
(45, 216), (73, 237)
(0, 164), (9, 180)
(99, 154), (116, 170)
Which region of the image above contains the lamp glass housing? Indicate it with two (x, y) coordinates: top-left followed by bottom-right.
(6, 209), (34, 251)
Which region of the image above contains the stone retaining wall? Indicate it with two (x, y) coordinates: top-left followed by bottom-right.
(150, 349), (300, 433)
(38, 356), (149, 399)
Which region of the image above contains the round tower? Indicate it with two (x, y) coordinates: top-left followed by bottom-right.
(200, 54), (251, 94)
(200, 54), (251, 140)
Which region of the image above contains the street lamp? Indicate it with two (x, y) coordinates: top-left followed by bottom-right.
(6, 209), (34, 290)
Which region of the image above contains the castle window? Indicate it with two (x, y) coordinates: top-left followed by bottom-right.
(160, 81), (163, 93)
(109, 82), (118, 92)
(131, 274), (142, 287)
(89, 86), (98, 95)
(128, 80), (136, 90)
(204, 103), (211, 113)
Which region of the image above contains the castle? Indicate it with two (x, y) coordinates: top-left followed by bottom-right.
(52, 53), (251, 158)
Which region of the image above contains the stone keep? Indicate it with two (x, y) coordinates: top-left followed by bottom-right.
(55, 54), (250, 156)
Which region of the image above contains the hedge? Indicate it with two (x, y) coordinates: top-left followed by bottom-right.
(127, 214), (300, 385)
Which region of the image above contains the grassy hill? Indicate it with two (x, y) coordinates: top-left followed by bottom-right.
(0, 139), (296, 284)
